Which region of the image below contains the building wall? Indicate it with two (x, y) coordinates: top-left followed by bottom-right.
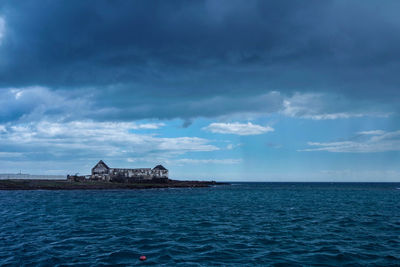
(109, 168), (153, 180)
(152, 169), (168, 178)
(90, 162), (168, 181)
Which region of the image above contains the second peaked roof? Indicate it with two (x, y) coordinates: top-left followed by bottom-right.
(153, 165), (167, 171)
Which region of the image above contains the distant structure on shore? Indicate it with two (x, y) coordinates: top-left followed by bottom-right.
(80, 160), (169, 182)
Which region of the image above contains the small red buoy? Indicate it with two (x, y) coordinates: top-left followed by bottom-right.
(139, 255), (147, 261)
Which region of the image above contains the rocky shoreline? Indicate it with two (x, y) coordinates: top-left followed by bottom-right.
(0, 179), (228, 190)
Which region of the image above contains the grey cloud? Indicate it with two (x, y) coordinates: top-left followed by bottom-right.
(181, 120), (193, 128)
(0, 87), (91, 123)
(91, 90), (284, 121)
(0, 85), (391, 124)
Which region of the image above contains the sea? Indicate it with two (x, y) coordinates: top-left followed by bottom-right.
(0, 182), (399, 266)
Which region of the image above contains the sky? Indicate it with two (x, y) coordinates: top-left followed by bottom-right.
(0, 0), (399, 181)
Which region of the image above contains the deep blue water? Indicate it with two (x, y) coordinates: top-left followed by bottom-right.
(0, 183), (399, 266)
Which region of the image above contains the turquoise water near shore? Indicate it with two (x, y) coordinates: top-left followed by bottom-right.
(0, 183), (399, 266)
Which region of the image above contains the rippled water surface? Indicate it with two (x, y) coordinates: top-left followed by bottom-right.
(0, 183), (400, 266)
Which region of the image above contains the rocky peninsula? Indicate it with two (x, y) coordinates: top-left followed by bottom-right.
(0, 179), (228, 190)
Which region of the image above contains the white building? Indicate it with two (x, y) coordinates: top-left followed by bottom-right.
(91, 160), (168, 181)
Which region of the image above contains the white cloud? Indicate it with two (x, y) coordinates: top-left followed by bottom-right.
(299, 112), (365, 120)
(0, 17), (5, 44)
(226, 143), (242, 150)
(127, 157), (242, 165)
(226, 144), (234, 150)
(10, 89), (24, 100)
(170, 158), (242, 165)
(0, 152), (23, 158)
(301, 130), (400, 153)
(203, 122), (274, 135)
(131, 123), (165, 129)
(357, 130), (385, 135)
(281, 93), (390, 120)
(0, 120), (219, 159)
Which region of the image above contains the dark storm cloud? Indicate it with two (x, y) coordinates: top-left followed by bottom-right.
(1, 0), (399, 121)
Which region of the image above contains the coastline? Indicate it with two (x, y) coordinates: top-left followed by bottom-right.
(0, 179), (228, 190)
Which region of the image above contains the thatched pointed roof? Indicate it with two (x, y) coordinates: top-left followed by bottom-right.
(95, 160), (110, 169)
